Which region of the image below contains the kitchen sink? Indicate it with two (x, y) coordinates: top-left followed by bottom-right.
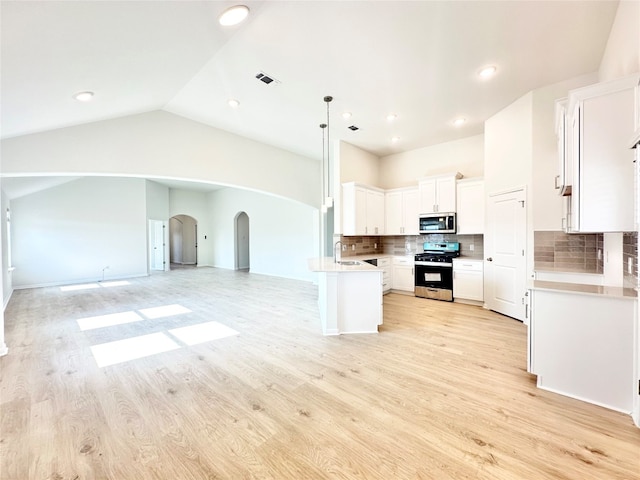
(337, 260), (361, 265)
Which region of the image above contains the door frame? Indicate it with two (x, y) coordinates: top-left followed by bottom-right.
(148, 220), (169, 272)
(484, 185), (527, 322)
(234, 211), (250, 271)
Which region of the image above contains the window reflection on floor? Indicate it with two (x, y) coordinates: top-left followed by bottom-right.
(77, 311), (144, 331)
(100, 280), (131, 288)
(60, 283), (100, 292)
(90, 332), (181, 367)
(139, 304), (192, 319)
(168, 321), (239, 346)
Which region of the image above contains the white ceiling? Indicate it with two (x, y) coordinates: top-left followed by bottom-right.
(0, 0), (619, 192)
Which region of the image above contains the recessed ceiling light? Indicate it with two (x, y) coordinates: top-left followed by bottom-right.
(342, 112), (352, 119)
(386, 114), (398, 121)
(228, 99), (240, 108)
(73, 91), (94, 102)
(478, 65), (497, 79)
(391, 136), (400, 143)
(219, 5), (249, 26)
(453, 117), (466, 127)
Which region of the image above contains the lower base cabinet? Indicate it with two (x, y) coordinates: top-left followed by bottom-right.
(453, 259), (483, 302)
(528, 286), (636, 413)
(377, 257), (392, 293)
(392, 257), (414, 292)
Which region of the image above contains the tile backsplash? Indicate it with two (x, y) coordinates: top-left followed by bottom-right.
(534, 231), (603, 273)
(340, 234), (483, 258)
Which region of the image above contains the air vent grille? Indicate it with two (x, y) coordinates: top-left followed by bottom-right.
(256, 71), (280, 85)
(348, 125), (359, 131)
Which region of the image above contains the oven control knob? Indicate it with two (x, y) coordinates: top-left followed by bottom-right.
(486, 257), (493, 262)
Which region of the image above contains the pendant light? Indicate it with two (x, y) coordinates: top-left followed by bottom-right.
(319, 122), (328, 213)
(323, 95), (333, 209)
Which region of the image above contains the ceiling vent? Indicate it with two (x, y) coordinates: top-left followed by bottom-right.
(348, 125), (359, 131)
(255, 71), (280, 85)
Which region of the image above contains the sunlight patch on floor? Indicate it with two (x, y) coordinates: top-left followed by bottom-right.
(100, 280), (131, 287)
(90, 332), (180, 367)
(60, 283), (100, 292)
(168, 321), (239, 346)
(139, 304), (192, 319)
(77, 311), (144, 331)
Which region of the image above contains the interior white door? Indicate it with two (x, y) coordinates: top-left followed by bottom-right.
(485, 188), (526, 321)
(149, 220), (166, 271)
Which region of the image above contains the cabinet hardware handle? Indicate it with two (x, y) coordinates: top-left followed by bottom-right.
(554, 175), (560, 189)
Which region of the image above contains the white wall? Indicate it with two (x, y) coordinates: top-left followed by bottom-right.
(485, 93), (533, 196)
(338, 141), (380, 186)
(208, 188), (318, 282)
(1, 190), (11, 306)
(11, 177), (148, 288)
(0, 189), (9, 355)
(599, 0), (640, 82)
(145, 180), (170, 221)
(169, 189), (213, 267)
(1, 110), (321, 208)
(379, 134), (484, 189)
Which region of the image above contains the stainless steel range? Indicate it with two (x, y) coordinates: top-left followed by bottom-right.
(414, 242), (460, 301)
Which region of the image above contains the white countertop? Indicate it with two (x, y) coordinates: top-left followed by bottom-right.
(529, 280), (637, 300)
(308, 257), (382, 273)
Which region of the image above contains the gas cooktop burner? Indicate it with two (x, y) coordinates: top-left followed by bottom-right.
(415, 241), (460, 262)
(414, 252), (458, 262)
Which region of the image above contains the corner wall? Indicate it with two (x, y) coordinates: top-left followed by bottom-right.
(207, 188), (318, 282)
(11, 177), (148, 288)
(379, 134), (484, 189)
(1, 110), (321, 208)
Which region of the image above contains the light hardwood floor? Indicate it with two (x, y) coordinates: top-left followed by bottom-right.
(1, 267), (639, 479)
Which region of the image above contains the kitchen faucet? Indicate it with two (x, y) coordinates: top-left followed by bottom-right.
(333, 240), (343, 263)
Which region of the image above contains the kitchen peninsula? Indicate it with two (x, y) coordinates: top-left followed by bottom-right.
(308, 258), (382, 335)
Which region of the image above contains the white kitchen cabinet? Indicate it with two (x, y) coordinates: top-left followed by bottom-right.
(528, 283), (636, 413)
(342, 182), (385, 236)
(452, 259), (483, 302)
(554, 98), (572, 197)
(418, 173), (462, 214)
(455, 178), (484, 234)
(392, 256), (414, 292)
(567, 75), (638, 232)
(377, 256), (392, 293)
(385, 187), (419, 235)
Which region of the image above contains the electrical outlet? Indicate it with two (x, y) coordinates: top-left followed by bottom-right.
(352, 244), (355, 251)
(597, 249), (602, 260)
(342, 244), (347, 251)
(469, 244), (474, 251)
(628, 257), (633, 274)
(374, 243), (377, 249)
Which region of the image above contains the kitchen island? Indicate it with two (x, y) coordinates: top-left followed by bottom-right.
(527, 280), (637, 414)
(308, 258), (383, 335)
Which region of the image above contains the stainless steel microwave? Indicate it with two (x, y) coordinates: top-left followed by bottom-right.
(419, 213), (456, 234)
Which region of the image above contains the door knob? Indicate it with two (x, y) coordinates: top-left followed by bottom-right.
(486, 257), (493, 262)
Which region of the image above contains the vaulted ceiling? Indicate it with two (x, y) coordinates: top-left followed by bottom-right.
(1, 0), (618, 163)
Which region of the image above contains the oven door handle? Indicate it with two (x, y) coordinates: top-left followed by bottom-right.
(414, 261), (453, 267)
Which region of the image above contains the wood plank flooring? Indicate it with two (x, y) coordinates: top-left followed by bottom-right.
(1, 267), (639, 479)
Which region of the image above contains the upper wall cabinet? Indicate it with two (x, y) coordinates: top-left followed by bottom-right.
(567, 74), (638, 233)
(456, 178), (484, 234)
(385, 187), (420, 235)
(554, 98), (572, 196)
(342, 182), (385, 236)
(419, 173), (462, 214)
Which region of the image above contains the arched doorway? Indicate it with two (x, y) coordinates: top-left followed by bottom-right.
(170, 214), (198, 267)
(234, 212), (250, 271)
